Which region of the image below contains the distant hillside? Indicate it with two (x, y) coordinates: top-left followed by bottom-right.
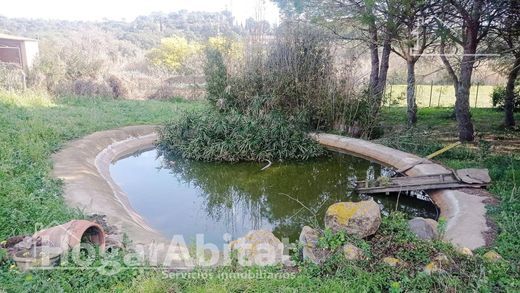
(0, 11), (273, 48)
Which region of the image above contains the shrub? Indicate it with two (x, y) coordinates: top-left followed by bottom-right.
(158, 109), (324, 162)
(146, 76), (205, 100)
(107, 75), (129, 99)
(204, 48), (230, 108)
(147, 36), (202, 73)
(202, 23), (378, 136)
(225, 23), (340, 127)
(491, 86), (520, 111)
(66, 78), (113, 98)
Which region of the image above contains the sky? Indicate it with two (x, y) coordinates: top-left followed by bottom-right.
(2, 0), (280, 24)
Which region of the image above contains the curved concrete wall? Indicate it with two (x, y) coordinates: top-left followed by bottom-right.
(311, 133), (492, 249)
(52, 125), (190, 267)
(52, 126), (491, 259)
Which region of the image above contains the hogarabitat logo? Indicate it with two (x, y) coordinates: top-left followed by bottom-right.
(26, 228), (293, 276)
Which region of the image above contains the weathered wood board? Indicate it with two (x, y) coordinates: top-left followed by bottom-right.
(356, 169), (490, 194)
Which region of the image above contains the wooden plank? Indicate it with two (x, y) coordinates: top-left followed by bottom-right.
(357, 183), (484, 194)
(357, 173), (459, 186)
(355, 170), (489, 194)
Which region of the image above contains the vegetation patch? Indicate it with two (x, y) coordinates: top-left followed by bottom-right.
(159, 109), (323, 162)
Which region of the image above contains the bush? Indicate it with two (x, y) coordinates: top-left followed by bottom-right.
(147, 76), (205, 100)
(72, 78), (113, 97)
(491, 86), (520, 111)
(107, 75), (129, 99)
(202, 23), (378, 136)
(204, 48), (230, 107)
(225, 24), (340, 127)
(146, 36), (202, 73)
(158, 109), (324, 162)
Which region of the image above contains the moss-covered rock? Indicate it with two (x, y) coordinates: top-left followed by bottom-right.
(457, 246), (474, 257)
(424, 253), (451, 275)
(382, 257), (401, 267)
(342, 244), (365, 260)
(324, 200), (381, 238)
(424, 261), (444, 275)
(483, 251), (502, 262)
(299, 226), (328, 264)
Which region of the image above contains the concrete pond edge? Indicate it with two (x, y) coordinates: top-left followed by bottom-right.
(311, 133), (494, 250)
(51, 126), (493, 265)
(52, 125), (192, 267)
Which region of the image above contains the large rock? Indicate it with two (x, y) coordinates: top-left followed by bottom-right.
(229, 230), (287, 266)
(299, 226), (330, 264)
(342, 244), (364, 260)
(408, 217), (438, 240)
(483, 251), (502, 262)
(457, 246), (473, 257)
(324, 200), (381, 238)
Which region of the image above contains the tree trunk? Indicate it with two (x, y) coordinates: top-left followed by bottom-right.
(406, 59), (418, 125)
(455, 52), (476, 142)
(376, 38), (392, 101)
(368, 24), (380, 96)
(504, 56), (520, 127)
(367, 23), (392, 116)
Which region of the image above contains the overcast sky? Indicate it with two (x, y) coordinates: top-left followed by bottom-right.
(2, 0), (280, 24)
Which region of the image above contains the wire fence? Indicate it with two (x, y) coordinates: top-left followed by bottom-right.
(385, 82), (494, 108)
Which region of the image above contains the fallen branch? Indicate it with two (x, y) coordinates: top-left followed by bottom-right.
(260, 159), (272, 171)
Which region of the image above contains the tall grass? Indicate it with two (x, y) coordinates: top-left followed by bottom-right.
(159, 109), (324, 162)
(0, 89), (55, 107)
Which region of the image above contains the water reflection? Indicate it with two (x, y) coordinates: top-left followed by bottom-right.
(110, 149), (437, 244)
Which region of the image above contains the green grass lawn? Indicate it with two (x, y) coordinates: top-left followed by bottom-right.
(0, 91), (204, 239)
(381, 106), (520, 136)
(386, 84), (494, 108)
(0, 92), (518, 292)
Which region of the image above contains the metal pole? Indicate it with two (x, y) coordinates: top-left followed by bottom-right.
(474, 82), (480, 108)
(415, 83), (418, 105)
(388, 84), (393, 107)
(437, 85), (442, 107)
(429, 81), (433, 107)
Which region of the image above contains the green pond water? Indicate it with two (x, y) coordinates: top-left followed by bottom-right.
(110, 149), (437, 245)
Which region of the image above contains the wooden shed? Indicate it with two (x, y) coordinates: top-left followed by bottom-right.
(0, 33), (39, 73)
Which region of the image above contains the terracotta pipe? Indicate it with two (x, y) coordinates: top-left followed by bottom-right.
(33, 220), (105, 251)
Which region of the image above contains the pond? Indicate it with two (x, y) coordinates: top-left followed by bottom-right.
(110, 149), (438, 245)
